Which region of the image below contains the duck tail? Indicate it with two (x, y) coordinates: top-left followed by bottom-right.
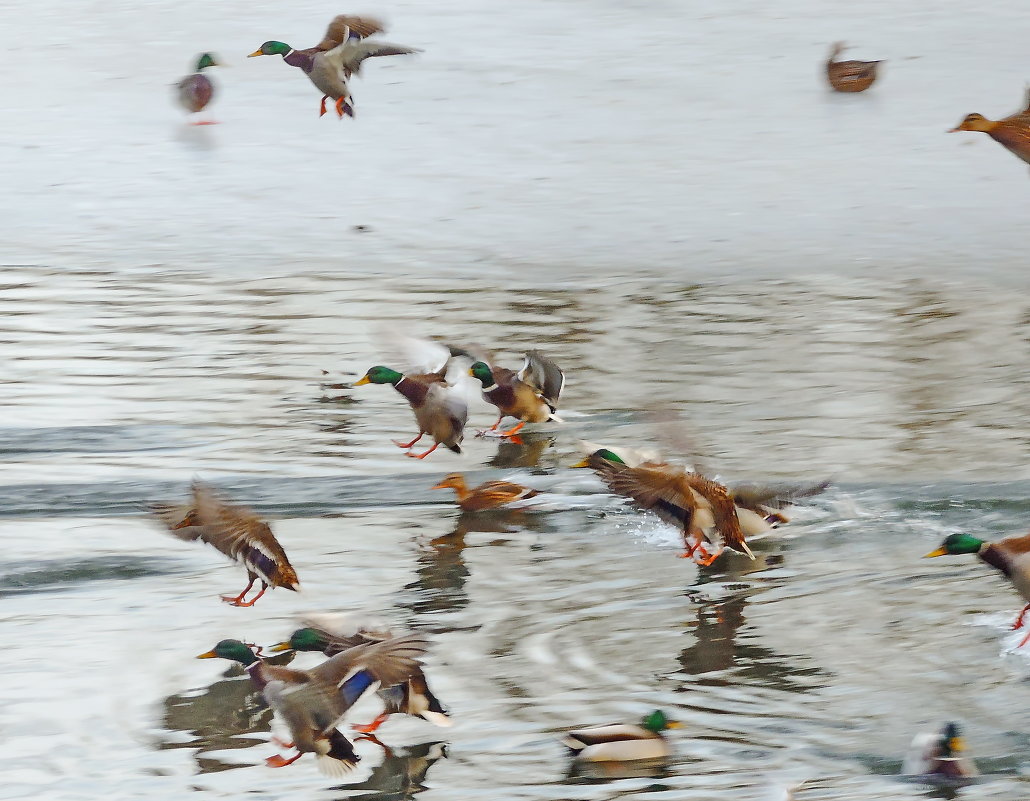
(447, 444), (462, 454)
(316, 730), (360, 777)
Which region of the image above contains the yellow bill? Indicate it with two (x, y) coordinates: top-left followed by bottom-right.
(196, 650), (218, 659)
(353, 376), (371, 386)
(268, 642), (292, 653)
(247, 49), (265, 58)
(923, 547), (948, 558)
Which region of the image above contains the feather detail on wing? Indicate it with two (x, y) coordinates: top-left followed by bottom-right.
(518, 350), (565, 410)
(314, 14), (387, 50)
(189, 481), (299, 588)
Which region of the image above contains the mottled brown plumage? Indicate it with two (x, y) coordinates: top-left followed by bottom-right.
(826, 42), (881, 93)
(951, 89), (1030, 166)
(149, 481), (299, 606)
(600, 460), (753, 563)
(432, 473), (539, 511)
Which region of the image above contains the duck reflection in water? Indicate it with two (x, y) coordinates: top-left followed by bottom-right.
(679, 547), (825, 692)
(487, 433), (556, 469)
(158, 649), (295, 773)
(327, 738), (448, 800)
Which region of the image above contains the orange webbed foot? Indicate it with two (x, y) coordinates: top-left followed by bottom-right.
(266, 753), (303, 768)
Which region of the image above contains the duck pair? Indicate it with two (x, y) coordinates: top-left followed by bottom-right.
(197, 627), (436, 775)
(355, 348), (564, 459)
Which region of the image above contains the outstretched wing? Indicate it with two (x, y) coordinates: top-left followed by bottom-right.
(518, 350), (564, 410)
(327, 39), (422, 73)
(729, 479), (830, 511)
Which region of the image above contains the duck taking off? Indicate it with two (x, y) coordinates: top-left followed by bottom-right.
(248, 15), (420, 118)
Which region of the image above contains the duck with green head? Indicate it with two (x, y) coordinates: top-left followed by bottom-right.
(562, 709), (681, 762)
(270, 623), (451, 733)
(354, 364), (466, 459)
(468, 350), (564, 439)
(247, 14), (420, 118)
(925, 531), (1030, 646)
(572, 448), (754, 565)
(177, 53), (220, 125)
(196, 631), (430, 774)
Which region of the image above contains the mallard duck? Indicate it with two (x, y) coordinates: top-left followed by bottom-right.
(270, 621), (451, 733)
(247, 15), (420, 118)
(902, 722), (979, 779)
(573, 448), (755, 565)
(562, 709), (681, 762)
(354, 363), (467, 459)
(149, 480), (299, 606)
(575, 446), (827, 544)
(197, 632), (429, 774)
(826, 42), (881, 92)
(431, 473), (539, 511)
(176, 53), (220, 124)
(468, 351), (565, 438)
(925, 532), (1030, 645)
(950, 89), (1030, 166)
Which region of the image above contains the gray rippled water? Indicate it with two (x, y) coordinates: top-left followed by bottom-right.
(2, 264), (1030, 801)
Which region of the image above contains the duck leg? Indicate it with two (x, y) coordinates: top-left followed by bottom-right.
(476, 414), (506, 437)
(319, 95), (329, 117)
(499, 421), (527, 438)
(351, 712), (390, 734)
(393, 433), (424, 449)
(232, 581), (269, 607)
(407, 442), (441, 459)
(1012, 604), (1030, 630)
(695, 545), (724, 567)
(220, 575), (256, 605)
(335, 97), (355, 118)
(266, 752), (303, 768)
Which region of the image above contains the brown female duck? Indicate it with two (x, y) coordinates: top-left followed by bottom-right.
(951, 89), (1030, 165)
(826, 42), (881, 92)
(432, 473), (539, 511)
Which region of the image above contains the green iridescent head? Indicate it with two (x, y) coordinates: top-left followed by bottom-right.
(641, 709), (681, 733)
(571, 448), (626, 469)
(354, 366), (403, 386)
(196, 639), (258, 665)
(195, 52), (219, 71)
(468, 362), (494, 385)
(248, 41), (292, 58)
(924, 533), (985, 558)
(270, 627), (328, 653)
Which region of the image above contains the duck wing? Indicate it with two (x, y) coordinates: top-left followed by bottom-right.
(308, 632), (431, 716)
(729, 479), (830, 511)
(603, 464), (699, 531)
(324, 38), (422, 76)
(190, 481), (299, 589)
(313, 14), (387, 51)
(518, 350), (565, 410)
(681, 473), (754, 558)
